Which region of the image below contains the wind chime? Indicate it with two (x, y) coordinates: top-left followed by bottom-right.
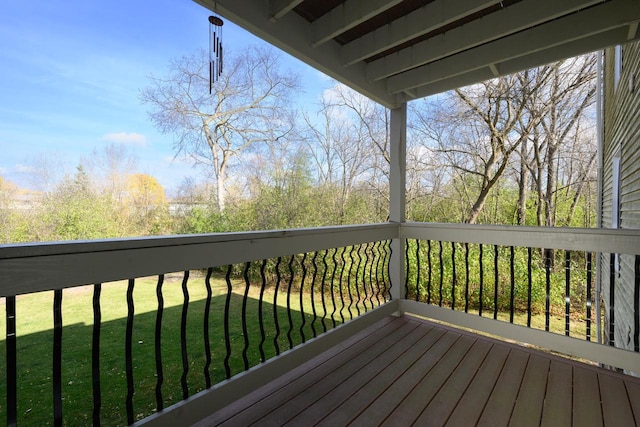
(208, 13), (224, 94)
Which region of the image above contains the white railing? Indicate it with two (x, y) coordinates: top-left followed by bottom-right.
(2, 222), (639, 426)
(400, 222), (640, 373)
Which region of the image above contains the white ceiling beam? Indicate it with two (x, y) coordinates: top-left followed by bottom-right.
(341, 0), (500, 66)
(270, 0), (304, 21)
(311, 0), (403, 47)
(387, 0), (640, 94)
(193, 0), (398, 108)
(368, 0), (602, 82)
(413, 26), (640, 99)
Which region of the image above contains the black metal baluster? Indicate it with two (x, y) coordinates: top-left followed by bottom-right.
(286, 256), (295, 349)
(180, 271), (190, 399)
(510, 246), (515, 324)
(155, 275), (165, 409)
(330, 248), (339, 327)
(384, 240), (392, 300)
(273, 257), (282, 354)
(92, 284), (102, 425)
(338, 248), (347, 322)
(223, 265), (233, 377)
(586, 252), (592, 341)
(365, 242), (380, 309)
(299, 253), (308, 343)
(565, 251), (571, 336)
(405, 239), (411, 300)
(320, 250), (329, 333)
(493, 245), (499, 320)
(241, 262), (251, 369)
(371, 242), (381, 305)
(53, 289), (63, 427)
(609, 254), (616, 347)
(6, 295), (17, 427)
(427, 240), (432, 304)
(464, 243), (470, 313)
(415, 240), (421, 302)
(438, 241), (443, 307)
(479, 244), (484, 316)
(203, 270), (212, 387)
(634, 255), (639, 352)
(361, 243), (373, 311)
(609, 253), (615, 346)
(125, 279), (135, 425)
(347, 247), (356, 318)
(258, 259), (267, 361)
(353, 246), (362, 316)
(451, 242), (456, 310)
(545, 249), (552, 332)
(310, 252), (319, 338)
(527, 247), (533, 328)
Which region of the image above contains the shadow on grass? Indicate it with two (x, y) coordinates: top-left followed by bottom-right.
(0, 292), (329, 426)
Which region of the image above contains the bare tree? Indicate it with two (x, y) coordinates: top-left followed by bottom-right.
(304, 86), (379, 221)
(141, 46), (300, 212)
(412, 75), (535, 224)
(524, 55), (597, 227)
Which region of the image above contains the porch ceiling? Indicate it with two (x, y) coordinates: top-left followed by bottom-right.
(194, 0), (640, 108)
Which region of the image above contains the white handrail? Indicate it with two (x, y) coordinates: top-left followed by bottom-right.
(0, 223), (397, 297)
(402, 222), (640, 254)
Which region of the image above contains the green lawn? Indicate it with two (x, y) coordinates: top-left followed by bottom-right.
(0, 272), (332, 426)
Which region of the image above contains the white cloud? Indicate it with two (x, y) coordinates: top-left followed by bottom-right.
(100, 132), (147, 146)
(14, 163), (36, 174)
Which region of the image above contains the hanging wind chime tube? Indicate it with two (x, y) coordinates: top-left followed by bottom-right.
(208, 14), (224, 94)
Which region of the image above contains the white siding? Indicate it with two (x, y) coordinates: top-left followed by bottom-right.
(601, 41), (640, 352)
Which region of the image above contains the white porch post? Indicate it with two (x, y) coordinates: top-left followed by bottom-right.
(389, 102), (407, 302)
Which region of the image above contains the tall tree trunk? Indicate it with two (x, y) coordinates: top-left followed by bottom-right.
(517, 140), (529, 225)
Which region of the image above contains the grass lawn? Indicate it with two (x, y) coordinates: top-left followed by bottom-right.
(0, 272), (333, 426)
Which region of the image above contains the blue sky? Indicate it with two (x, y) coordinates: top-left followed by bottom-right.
(0, 0), (331, 194)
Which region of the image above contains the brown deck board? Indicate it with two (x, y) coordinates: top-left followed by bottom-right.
(476, 348), (529, 427)
(198, 315), (640, 427)
(627, 380), (640, 424)
(540, 360), (573, 427)
(241, 319), (420, 425)
(413, 339), (492, 426)
(445, 344), (510, 427)
(346, 330), (461, 426)
(315, 325), (447, 426)
(508, 354), (549, 427)
(379, 334), (476, 426)
(214, 316), (411, 426)
(599, 373), (636, 426)
(572, 367), (603, 427)
(283, 322), (434, 425)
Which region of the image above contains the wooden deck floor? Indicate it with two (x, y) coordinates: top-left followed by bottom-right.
(196, 315), (640, 427)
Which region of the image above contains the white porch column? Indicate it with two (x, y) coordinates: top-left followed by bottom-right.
(389, 102), (407, 302)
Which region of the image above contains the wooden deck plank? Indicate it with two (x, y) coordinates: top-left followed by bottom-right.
(508, 354), (550, 427)
(572, 366), (604, 427)
(378, 334), (477, 426)
(599, 373), (636, 426)
(284, 321), (436, 425)
(626, 380), (640, 424)
(413, 339), (493, 426)
(252, 320), (423, 425)
(476, 348), (529, 427)
(314, 325), (447, 426)
(213, 316), (412, 426)
(347, 330), (463, 426)
(540, 360), (573, 427)
(198, 315), (640, 427)
(445, 344), (510, 427)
